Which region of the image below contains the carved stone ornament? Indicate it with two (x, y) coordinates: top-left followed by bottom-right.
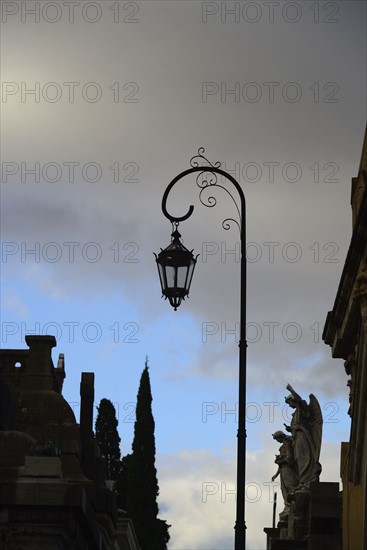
(353, 264), (367, 306)
(344, 343), (358, 417)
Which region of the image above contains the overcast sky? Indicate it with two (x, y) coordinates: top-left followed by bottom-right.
(1, 1), (366, 548)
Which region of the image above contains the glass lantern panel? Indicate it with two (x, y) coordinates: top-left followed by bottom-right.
(186, 260), (195, 290)
(165, 265), (176, 288)
(157, 262), (166, 289)
(177, 265), (189, 289)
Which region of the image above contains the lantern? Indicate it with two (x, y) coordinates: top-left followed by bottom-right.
(155, 226), (198, 310)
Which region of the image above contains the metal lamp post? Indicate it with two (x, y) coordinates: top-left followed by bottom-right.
(155, 148), (247, 550)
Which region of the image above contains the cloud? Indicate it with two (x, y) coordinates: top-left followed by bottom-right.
(157, 438), (343, 549)
(2, 290), (29, 318)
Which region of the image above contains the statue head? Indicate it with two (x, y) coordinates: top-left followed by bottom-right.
(272, 430), (287, 442)
(285, 394), (296, 408)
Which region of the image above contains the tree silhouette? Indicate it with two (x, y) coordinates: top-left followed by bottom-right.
(95, 398), (121, 480)
(124, 358), (170, 549)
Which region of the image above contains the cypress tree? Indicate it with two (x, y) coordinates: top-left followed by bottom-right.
(95, 398), (121, 480)
(124, 358), (170, 549)
(115, 452), (131, 510)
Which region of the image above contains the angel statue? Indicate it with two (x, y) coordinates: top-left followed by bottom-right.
(271, 430), (298, 520)
(284, 383), (323, 489)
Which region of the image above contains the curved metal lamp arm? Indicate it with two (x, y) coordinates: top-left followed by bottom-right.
(161, 149), (246, 238)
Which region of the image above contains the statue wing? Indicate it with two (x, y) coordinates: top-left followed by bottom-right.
(309, 394), (323, 461)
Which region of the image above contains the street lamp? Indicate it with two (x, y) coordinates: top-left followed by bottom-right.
(155, 148), (247, 550)
(155, 224), (198, 311)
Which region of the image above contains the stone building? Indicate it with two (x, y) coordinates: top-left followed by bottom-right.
(264, 128), (367, 549)
(323, 125), (367, 550)
(0, 335), (139, 549)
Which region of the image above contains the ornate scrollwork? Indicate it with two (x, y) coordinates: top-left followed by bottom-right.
(189, 147), (221, 170)
(189, 148), (242, 233)
(222, 217), (241, 233)
(161, 148), (245, 239)
(190, 147), (221, 195)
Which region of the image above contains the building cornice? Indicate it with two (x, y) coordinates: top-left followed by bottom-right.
(323, 161), (367, 357)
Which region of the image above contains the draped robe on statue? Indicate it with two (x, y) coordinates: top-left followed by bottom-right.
(285, 385), (322, 489)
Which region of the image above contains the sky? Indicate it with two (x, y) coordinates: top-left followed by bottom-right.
(1, 1), (366, 548)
